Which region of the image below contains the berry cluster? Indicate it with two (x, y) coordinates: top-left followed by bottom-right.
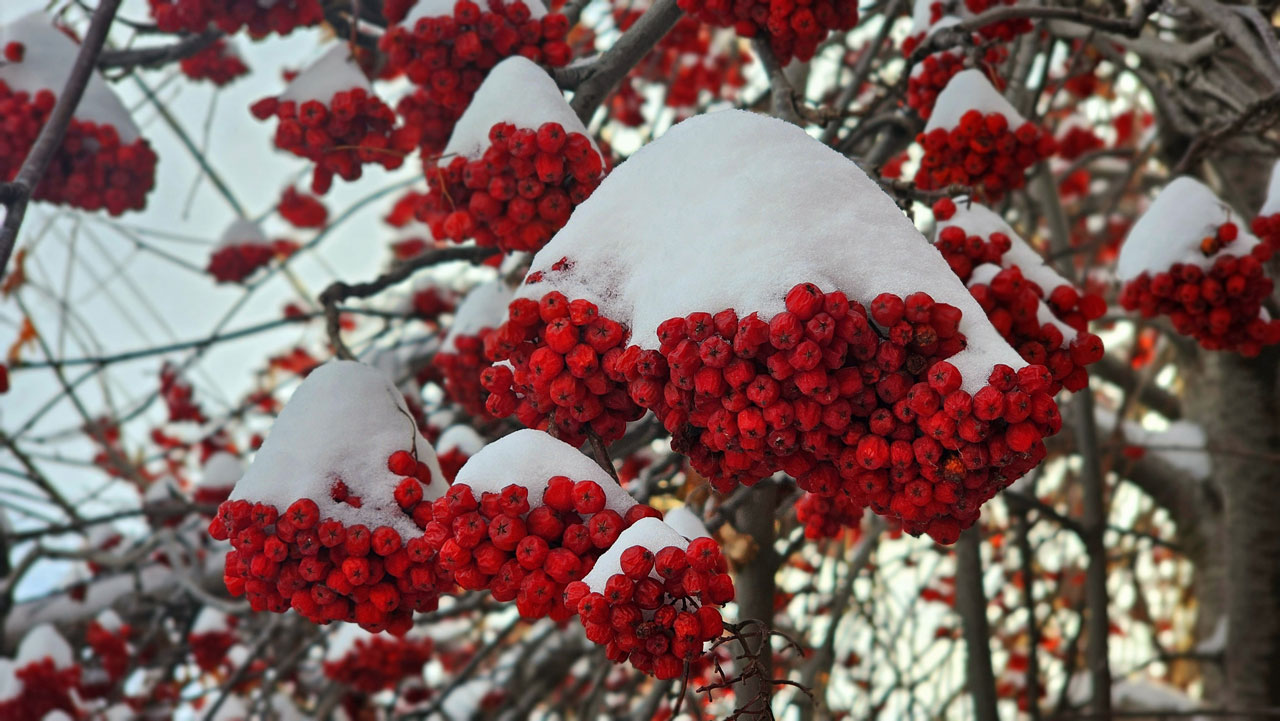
(481, 292), (646, 446)
(907, 51), (966, 119)
(901, 1), (947, 57)
(676, 0), (858, 64)
(416, 121), (606, 252)
(251, 88), (402, 195)
(1119, 224), (1280, 355)
(395, 87), (468, 156)
(160, 361), (206, 423)
(179, 39), (249, 86)
(423, 479), (662, 619)
(147, 0), (323, 37)
(915, 110), (1055, 199)
(80, 620), (131, 699)
(189, 624), (238, 673)
(0, 82), (158, 215)
(0, 658), (81, 721)
(435, 327), (501, 419)
(795, 488), (865, 538)
(565, 537), (732, 679)
(209, 450), (450, 634)
(963, 0), (1032, 42)
(323, 634), (435, 693)
(278, 186), (329, 228)
(1056, 125), (1104, 161)
(206, 238), (298, 284)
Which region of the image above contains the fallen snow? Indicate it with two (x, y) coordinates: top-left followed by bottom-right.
(452, 429), (636, 513)
(280, 43), (371, 104)
(925, 69), (1024, 133)
(1117, 177), (1261, 281)
(663, 506), (711, 540)
(217, 218), (269, 248)
(442, 278), (513, 352)
(0, 12), (141, 143)
(1260, 158), (1280, 216)
(582, 517), (688, 592)
(15, 624), (73, 668)
(443, 57), (593, 161)
(200, 452), (243, 490)
(939, 198), (1072, 293)
(230, 361), (448, 537)
(437, 424), (486, 455)
(515, 110), (1025, 393)
(406, 0), (547, 24)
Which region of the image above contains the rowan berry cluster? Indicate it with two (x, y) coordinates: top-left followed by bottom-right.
(795, 488), (865, 538)
(915, 110), (1055, 199)
(1057, 125), (1104, 161)
(1119, 223), (1280, 355)
(0, 83), (158, 215)
(676, 0), (858, 64)
(417, 121), (606, 251)
(907, 51), (966, 119)
(564, 536), (732, 679)
(0, 658), (81, 721)
(421, 479), (662, 620)
(189, 624), (238, 672)
(179, 39), (249, 86)
(206, 239), (298, 284)
(963, 0), (1032, 42)
(322, 635), (435, 693)
(380, 0), (572, 152)
(147, 0), (323, 37)
(80, 620), (131, 699)
(481, 292), (646, 446)
(250, 88), (402, 195)
(160, 362), (206, 423)
(901, 1), (947, 56)
(209, 450), (450, 634)
(435, 327), (502, 419)
(278, 186), (329, 228)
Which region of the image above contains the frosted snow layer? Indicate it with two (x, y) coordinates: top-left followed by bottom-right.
(925, 69), (1024, 133)
(442, 278), (513, 352)
(230, 361), (448, 537)
(582, 517), (688, 591)
(516, 110), (1025, 393)
(218, 218), (268, 248)
(1117, 177), (1261, 281)
(939, 198), (1072, 293)
(453, 429), (636, 512)
(191, 607), (232, 634)
(280, 43), (371, 104)
(201, 452), (244, 489)
(663, 506), (711, 540)
(437, 424), (485, 455)
(406, 0), (547, 23)
(1261, 158), (1280, 216)
(0, 12), (141, 143)
(16, 624), (73, 668)
(443, 56), (593, 160)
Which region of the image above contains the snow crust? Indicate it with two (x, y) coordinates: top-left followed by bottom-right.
(230, 361), (447, 537)
(405, 0), (547, 24)
(582, 517), (688, 592)
(1260, 158), (1280, 216)
(437, 424), (485, 455)
(1117, 177), (1260, 281)
(280, 44), (370, 104)
(939, 198), (1072, 293)
(443, 57), (592, 161)
(201, 452), (244, 489)
(454, 429), (635, 512)
(0, 12), (141, 143)
(16, 624), (73, 668)
(663, 506), (711, 540)
(515, 110), (1025, 393)
(442, 278), (513, 352)
(217, 218), (269, 248)
(924, 69), (1024, 133)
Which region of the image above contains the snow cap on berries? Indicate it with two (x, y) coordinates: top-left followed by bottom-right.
(581, 517), (690, 592)
(200, 452), (243, 491)
(663, 506), (712, 540)
(514, 109), (1025, 392)
(453, 429), (636, 513)
(229, 361), (447, 536)
(924, 69), (1023, 133)
(1259, 158), (1280, 217)
(1117, 177), (1263, 281)
(442, 278), (514, 352)
(937, 198), (1073, 293)
(0, 12), (141, 142)
(15, 624), (74, 668)
(280, 43), (371, 104)
(406, 0), (549, 23)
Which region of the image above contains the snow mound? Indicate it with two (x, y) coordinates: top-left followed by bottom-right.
(406, 0), (547, 24)
(940, 198), (1072, 293)
(217, 218), (268, 248)
(925, 69), (1024, 133)
(0, 12), (140, 143)
(229, 361), (447, 536)
(191, 608), (232, 634)
(663, 506), (711, 539)
(1117, 177), (1260, 281)
(201, 452), (243, 490)
(582, 517), (688, 591)
(515, 109), (1025, 393)
(1260, 159), (1280, 216)
(437, 424), (485, 455)
(95, 609), (125, 632)
(16, 624), (73, 669)
(280, 44), (370, 104)
(442, 278), (513, 352)
(453, 429), (636, 513)
(443, 56), (591, 161)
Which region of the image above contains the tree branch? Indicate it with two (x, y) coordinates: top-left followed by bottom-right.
(569, 0), (684, 125)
